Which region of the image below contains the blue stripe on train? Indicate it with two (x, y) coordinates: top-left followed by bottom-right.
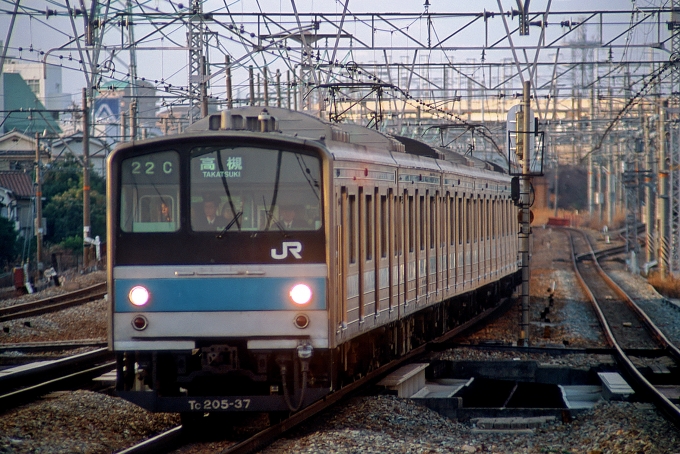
(114, 277), (326, 312)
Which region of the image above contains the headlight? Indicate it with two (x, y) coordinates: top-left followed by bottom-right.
(289, 284), (312, 305)
(129, 286), (150, 306)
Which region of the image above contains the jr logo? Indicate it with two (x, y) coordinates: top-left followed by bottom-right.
(271, 241), (302, 260)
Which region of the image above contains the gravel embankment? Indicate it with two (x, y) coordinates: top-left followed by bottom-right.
(260, 395), (677, 454)
(1, 228), (680, 453)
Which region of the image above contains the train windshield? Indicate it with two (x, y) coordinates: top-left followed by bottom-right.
(190, 146), (322, 232)
(119, 151), (180, 233)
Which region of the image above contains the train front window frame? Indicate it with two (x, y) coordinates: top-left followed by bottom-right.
(119, 150), (180, 233)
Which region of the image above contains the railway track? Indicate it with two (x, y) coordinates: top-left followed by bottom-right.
(566, 228), (680, 427)
(0, 339), (107, 354)
(0, 282), (107, 322)
(0, 348), (115, 409)
(116, 297), (516, 454)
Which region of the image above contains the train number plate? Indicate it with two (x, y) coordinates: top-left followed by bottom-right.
(187, 398), (251, 411)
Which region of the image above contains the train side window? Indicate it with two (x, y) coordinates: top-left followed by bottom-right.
(380, 193), (387, 259)
(486, 199), (490, 241)
(457, 196), (463, 245)
(419, 195), (425, 252)
(449, 196), (454, 246)
(120, 150), (180, 233)
(429, 196), (436, 249)
(366, 191), (373, 261)
(408, 195), (415, 253)
(349, 194), (356, 264)
(465, 198), (471, 244)
(395, 195), (403, 256)
(492, 198), (497, 239)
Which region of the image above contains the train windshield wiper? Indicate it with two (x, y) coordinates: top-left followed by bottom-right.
(216, 211), (243, 238)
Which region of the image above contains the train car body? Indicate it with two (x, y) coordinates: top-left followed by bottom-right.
(107, 107), (520, 418)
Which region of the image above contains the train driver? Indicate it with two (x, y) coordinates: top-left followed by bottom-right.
(280, 205), (305, 229)
(193, 194), (226, 231)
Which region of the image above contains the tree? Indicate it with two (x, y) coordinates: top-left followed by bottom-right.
(0, 216), (19, 268)
(42, 156), (105, 199)
(41, 154), (106, 247)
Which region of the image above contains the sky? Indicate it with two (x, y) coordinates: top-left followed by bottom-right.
(0, 0), (672, 106)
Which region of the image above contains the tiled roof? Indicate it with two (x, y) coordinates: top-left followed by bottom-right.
(0, 171), (34, 197)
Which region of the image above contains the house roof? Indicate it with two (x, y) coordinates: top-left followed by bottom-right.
(0, 171), (34, 197)
(2, 73), (62, 135)
(0, 130), (35, 150)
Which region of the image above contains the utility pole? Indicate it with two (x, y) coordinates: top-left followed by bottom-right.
(669, 2), (680, 274)
(519, 80), (531, 346)
(658, 102), (669, 275)
(200, 55), (208, 118)
(34, 132), (42, 285)
(263, 67), (269, 106)
(82, 88), (91, 270)
(225, 55), (233, 109)
(249, 66), (255, 106)
(130, 101), (137, 140)
(187, 0), (210, 123)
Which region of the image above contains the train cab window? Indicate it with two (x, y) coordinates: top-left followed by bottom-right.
(120, 151), (180, 233)
(189, 146), (322, 232)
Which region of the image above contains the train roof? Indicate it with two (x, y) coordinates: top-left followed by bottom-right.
(187, 106), (505, 174)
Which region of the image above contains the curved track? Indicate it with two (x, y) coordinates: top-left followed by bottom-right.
(566, 228), (680, 427)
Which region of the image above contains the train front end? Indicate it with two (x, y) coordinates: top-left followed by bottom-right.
(107, 133), (332, 415)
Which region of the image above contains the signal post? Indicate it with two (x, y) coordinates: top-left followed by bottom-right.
(519, 80), (532, 346)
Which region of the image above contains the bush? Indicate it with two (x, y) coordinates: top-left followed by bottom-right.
(648, 271), (680, 299)
(0, 216), (19, 267)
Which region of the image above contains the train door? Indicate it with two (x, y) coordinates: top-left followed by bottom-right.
(337, 187), (347, 336)
(448, 193), (456, 295)
(492, 196), (498, 278)
(465, 195), (473, 287)
(417, 192), (427, 304)
(359, 186), (376, 329)
(445, 193), (453, 297)
(484, 196), (490, 283)
(393, 192), (405, 317)
(376, 187), (391, 318)
(427, 192), (438, 299)
(470, 195), (476, 287)
(479, 195), (486, 284)
(456, 194), (463, 292)
(405, 190), (416, 308)
(502, 197), (508, 272)
(475, 194), (485, 286)
(342, 186), (360, 331)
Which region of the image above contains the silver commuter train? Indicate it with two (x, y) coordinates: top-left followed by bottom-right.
(107, 106), (520, 420)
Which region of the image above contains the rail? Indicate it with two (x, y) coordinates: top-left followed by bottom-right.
(565, 228), (680, 428)
(0, 282), (107, 322)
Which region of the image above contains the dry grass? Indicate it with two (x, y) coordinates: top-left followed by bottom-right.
(648, 271), (680, 299)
